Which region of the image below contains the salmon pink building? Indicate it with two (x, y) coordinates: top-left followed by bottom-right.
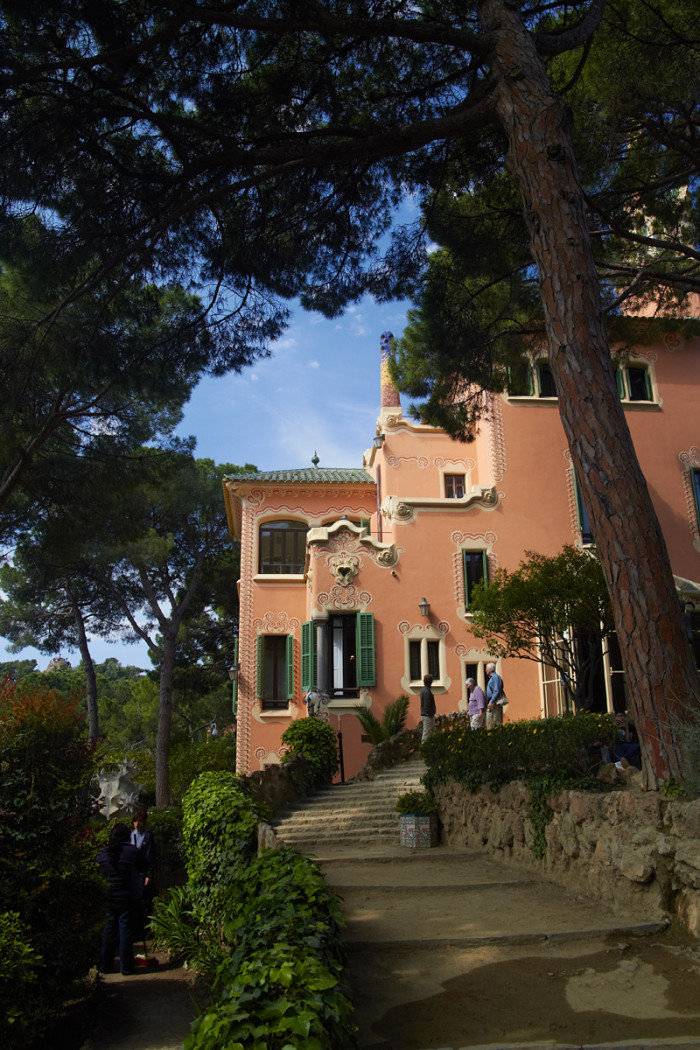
(223, 329), (700, 778)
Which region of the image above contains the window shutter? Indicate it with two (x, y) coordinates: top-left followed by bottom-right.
(481, 550), (489, 584)
(301, 620), (316, 691)
(256, 635), (265, 699)
(360, 517), (371, 535)
(286, 635), (295, 700)
(356, 612), (376, 687)
(615, 367), (625, 399)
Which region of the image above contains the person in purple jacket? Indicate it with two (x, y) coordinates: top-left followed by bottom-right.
(97, 822), (145, 975)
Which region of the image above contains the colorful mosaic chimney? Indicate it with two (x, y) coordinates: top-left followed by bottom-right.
(380, 331), (401, 410)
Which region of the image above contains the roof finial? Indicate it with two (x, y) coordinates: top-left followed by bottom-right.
(311, 451), (320, 466)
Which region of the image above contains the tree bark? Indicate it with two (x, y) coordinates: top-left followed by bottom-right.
(69, 592), (99, 741)
(483, 0), (700, 785)
(155, 632), (177, 806)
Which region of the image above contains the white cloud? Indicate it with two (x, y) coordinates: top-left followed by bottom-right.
(309, 360), (320, 369)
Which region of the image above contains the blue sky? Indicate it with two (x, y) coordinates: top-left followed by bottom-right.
(3, 294), (412, 673)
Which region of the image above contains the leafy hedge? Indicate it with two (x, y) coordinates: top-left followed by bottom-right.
(422, 712), (618, 792)
(151, 771), (356, 1049)
(0, 684), (104, 1048)
(281, 718), (339, 791)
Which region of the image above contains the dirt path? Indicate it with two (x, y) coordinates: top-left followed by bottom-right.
(320, 845), (700, 1050)
(83, 958), (196, 1050)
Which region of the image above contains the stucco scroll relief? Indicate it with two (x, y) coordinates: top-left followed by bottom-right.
(398, 620), (450, 637)
(679, 447), (700, 550)
(313, 526), (399, 568)
(252, 611), (301, 633)
(316, 584), (372, 610)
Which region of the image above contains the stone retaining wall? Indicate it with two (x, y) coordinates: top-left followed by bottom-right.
(434, 772), (700, 936)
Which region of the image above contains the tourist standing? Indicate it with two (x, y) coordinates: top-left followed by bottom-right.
(466, 677), (486, 729)
(98, 823), (145, 975)
(485, 663), (507, 729)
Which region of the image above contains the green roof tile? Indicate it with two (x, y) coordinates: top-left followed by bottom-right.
(224, 467), (375, 485)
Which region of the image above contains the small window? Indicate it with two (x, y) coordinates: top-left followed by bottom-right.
(258, 520), (308, 574)
(536, 361), (557, 398)
(574, 472), (594, 545)
(408, 637), (444, 684)
(445, 474), (466, 499)
(692, 469), (700, 526)
(506, 360), (556, 398)
(615, 363), (652, 402)
(506, 360), (534, 396)
(463, 550), (488, 609)
(256, 635), (294, 709)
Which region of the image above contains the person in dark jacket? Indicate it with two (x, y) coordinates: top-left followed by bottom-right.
(131, 807), (156, 935)
(97, 822), (145, 975)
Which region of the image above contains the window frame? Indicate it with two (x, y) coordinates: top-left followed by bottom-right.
(463, 550), (488, 610)
(408, 637), (444, 686)
(256, 634), (295, 710)
(444, 473), (466, 499)
(258, 519), (308, 575)
(614, 362), (653, 403)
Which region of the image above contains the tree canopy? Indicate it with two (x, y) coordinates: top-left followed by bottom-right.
(2, 0), (700, 782)
(470, 546), (614, 712)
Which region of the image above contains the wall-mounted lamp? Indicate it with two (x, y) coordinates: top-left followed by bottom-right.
(228, 663), (241, 683)
(419, 596), (431, 618)
(373, 433), (385, 450)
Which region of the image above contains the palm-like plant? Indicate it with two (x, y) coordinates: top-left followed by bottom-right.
(353, 695), (410, 746)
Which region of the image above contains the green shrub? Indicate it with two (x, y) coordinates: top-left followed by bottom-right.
(0, 912), (44, 1048)
(396, 790), (438, 815)
(352, 694), (410, 746)
(0, 684), (105, 1047)
(185, 848), (355, 1050)
(422, 712), (617, 792)
(152, 777), (356, 1049)
(281, 718), (339, 789)
(182, 771), (263, 906)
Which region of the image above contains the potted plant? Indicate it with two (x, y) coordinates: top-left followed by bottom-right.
(396, 790), (439, 848)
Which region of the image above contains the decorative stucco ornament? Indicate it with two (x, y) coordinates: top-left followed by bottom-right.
(329, 553), (360, 587)
(95, 759), (144, 819)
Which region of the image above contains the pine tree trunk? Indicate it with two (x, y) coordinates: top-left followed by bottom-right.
(155, 635), (176, 806)
(69, 593), (99, 741)
(484, 0), (700, 785)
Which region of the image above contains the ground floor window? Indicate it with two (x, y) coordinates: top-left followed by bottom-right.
(256, 634), (294, 709)
(301, 613), (375, 698)
(409, 639), (441, 683)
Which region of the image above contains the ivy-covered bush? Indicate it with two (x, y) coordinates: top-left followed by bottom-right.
(281, 718), (339, 790)
(422, 712), (618, 792)
(151, 774), (356, 1049)
(0, 684), (104, 1048)
(182, 771), (261, 906)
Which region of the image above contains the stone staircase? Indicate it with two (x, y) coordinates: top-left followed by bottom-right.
(272, 754), (426, 853)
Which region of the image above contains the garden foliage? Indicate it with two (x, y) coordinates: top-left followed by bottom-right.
(352, 694), (410, 746)
(0, 683), (104, 1048)
(281, 717), (339, 790)
(422, 713), (618, 793)
(150, 771), (356, 1049)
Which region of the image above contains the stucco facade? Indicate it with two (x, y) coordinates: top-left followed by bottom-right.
(223, 328), (700, 778)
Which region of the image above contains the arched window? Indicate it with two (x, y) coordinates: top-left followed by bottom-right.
(258, 520), (308, 574)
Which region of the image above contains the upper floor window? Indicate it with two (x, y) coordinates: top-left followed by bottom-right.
(463, 550), (488, 609)
(615, 363), (652, 402)
(301, 613), (375, 698)
(574, 472), (594, 545)
(409, 638), (442, 683)
(258, 520), (308, 574)
(445, 474), (466, 499)
(693, 469), (700, 526)
(506, 359), (556, 398)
